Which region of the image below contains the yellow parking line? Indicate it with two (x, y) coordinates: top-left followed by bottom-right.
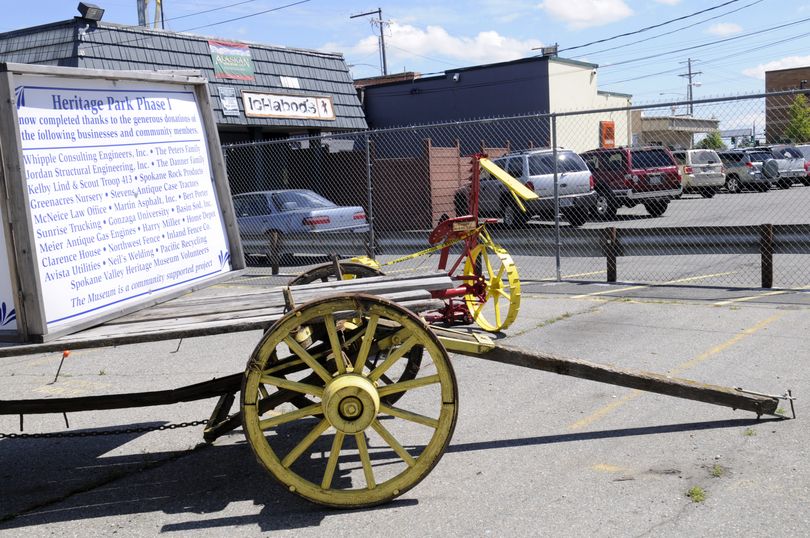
(569, 272), (736, 299)
(714, 285), (810, 306)
(567, 312), (783, 431)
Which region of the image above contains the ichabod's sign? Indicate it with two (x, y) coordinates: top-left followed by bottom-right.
(242, 91), (335, 120)
(208, 40), (255, 81)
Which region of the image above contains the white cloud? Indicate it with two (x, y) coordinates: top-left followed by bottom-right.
(654, 0), (681, 5)
(706, 22), (742, 36)
(333, 22), (543, 71)
(537, 0), (633, 29)
(742, 55), (810, 80)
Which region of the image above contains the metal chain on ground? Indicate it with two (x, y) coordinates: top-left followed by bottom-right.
(0, 419), (208, 440)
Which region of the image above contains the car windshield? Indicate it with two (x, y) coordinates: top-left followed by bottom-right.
(528, 151), (587, 175)
(272, 190), (336, 211)
(630, 149), (673, 169)
(690, 150), (719, 165)
(747, 152), (772, 162)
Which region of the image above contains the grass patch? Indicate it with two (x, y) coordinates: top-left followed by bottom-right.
(687, 486), (706, 503)
(744, 427), (756, 437)
(710, 464), (725, 478)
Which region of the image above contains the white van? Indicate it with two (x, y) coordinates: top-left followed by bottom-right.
(671, 149), (725, 198)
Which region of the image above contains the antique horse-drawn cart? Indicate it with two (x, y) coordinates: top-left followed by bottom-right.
(0, 63), (793, 509)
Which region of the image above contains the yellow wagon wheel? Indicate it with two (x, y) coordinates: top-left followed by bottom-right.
(241, 294), (458, 508)
(462, 241), (521, 332)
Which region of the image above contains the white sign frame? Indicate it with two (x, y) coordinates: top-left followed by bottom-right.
(0, 63), (245, 342)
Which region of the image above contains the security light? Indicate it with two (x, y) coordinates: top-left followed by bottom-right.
(77, 2), (104, 22)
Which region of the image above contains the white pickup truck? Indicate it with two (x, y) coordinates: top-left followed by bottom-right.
(768, 145), (807, 189)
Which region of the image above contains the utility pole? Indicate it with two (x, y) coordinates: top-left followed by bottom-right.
(350, 8), (388, 76)
(678, 58), (702, 116)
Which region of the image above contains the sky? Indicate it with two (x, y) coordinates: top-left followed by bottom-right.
(3, 0), (810, 108)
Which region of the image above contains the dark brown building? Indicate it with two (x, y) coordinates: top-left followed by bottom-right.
(765, 66), (810, 143)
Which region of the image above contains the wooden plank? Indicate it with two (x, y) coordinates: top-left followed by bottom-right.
(0, 296), (446, 358)
(465, 344), (780, 416)
(0, 372), (243, 415)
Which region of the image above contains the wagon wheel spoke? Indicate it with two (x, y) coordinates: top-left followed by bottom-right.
(284, 336), (332, 383)
(259, 374), (324, 398)
(281, 418), (331, 468)
(368, 335), (418, 382)
(355, 433), (377, 489)
(321, 431), (345, 489)
(376, 374), (440, 397)
(353, 313), (380, 372)
(379, 404), (439, 429)
(259, 403), (324, 431)
(371, 419), (416, 467)
(323, 313), (347, 375)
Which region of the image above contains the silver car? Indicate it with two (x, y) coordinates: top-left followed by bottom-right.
(768, 145), (807, 189)
(671, 149), (725, 198)
(233, 189), (369, 258)
(717, 150), (774, 193)
(792, 144), (810, 186)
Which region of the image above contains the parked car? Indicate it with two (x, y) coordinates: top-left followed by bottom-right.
(768, 145), (807, 189)
(454, 148), (596, 227)
(716, 150), (774, 193)
(671, 149), (725, 198)
(792, 143), (810, 186)
(580, 146), (681, 220)
(232, 189), (368, 258)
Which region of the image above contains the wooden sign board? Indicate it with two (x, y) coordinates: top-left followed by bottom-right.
(0, 63), (245, 342)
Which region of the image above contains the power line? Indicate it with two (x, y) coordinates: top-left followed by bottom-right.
(570, 0), (764, 61)
(181, 0), (311, 32)
(556, 0), (746, 54)
(599, 15), (810, 69)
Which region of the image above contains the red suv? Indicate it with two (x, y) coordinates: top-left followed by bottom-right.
(580, 146), (682, 219)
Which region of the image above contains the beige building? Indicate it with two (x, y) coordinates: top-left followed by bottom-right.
(547, 59), (632, 152)
(630, 111), (720, 149)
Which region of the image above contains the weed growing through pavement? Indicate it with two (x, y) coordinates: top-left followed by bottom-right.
(710, 464), (725, 478)
(776, 407), (786, 415)
(687, 486), (706, 503)
(744, 427), (756, 436)
(99, 369), (106, 376)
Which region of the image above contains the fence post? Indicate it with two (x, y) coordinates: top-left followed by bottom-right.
(551, 114), (561, 281)
(365, 133), (376, 258)
(271, 231), (280, 276)
(603, 227), (618, 282)
(760, 223), (773, 288)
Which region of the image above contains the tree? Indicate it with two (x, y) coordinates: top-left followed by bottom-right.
(784, 94), (810, 143)
(695, 131), (726, 150)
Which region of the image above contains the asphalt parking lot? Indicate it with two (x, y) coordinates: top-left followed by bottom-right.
(0, 277), (807, 536)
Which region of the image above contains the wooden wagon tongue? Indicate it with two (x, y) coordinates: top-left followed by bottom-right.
(431, 326), (793, 419)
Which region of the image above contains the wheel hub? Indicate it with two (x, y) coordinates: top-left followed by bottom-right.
(322, 374), (380, 434)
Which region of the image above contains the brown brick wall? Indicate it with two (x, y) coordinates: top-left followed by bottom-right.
(765, 67), (810, 143)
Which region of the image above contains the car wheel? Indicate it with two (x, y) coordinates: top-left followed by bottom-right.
(594, 192), (617, 221)
(700, 188), (715, 199)
(501, 199), (530, 227)
(725, 175), (740, 193)
(563, 208), (587, 228)
(644, 200), (668, 218)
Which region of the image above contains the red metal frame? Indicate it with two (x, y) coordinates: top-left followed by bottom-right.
(425, 153), (492, 324)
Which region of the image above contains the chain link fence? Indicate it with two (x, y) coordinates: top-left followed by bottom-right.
(224, 90), (810, 289)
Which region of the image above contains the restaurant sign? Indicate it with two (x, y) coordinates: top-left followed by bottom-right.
(242, 91), (335, 121)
